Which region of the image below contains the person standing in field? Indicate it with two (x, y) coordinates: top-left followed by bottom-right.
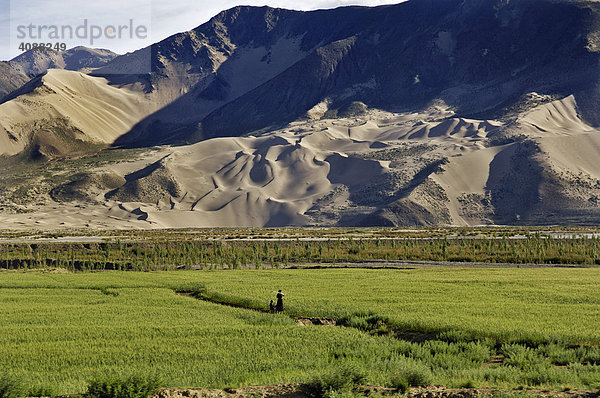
(273, 289), (285, 312)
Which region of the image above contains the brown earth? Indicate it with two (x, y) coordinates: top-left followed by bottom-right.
(154, 384), (599, 398)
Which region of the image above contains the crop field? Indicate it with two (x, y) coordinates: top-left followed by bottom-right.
(0, 272), (388, 394)
(1, 266), (600, 395)
(195, 268), (600, 344)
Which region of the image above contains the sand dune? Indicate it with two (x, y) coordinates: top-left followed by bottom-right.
(104, 134), (338, 226)
(400, 118), (503, 141)
(0, 69), (157, 156)
(517, 95), (594, 137)
(94, 96), (600, 227)
(0, 105), (510, 227)
(1, 95), (600, 229)
(4, 1), (600, 229)
(431, 146), (505, 225)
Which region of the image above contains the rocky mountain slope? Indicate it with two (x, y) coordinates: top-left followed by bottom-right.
(9, 46), (118, 77)
(104, 0), (600, 144)
(2, 0), (600, 228)
(0, 62), (28, 99)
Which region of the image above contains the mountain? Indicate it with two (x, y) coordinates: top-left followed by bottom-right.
(2, 0), (600, 228)
(9, 46), (118, 77)
(100, 5), (371, 145)
(103, 0), (600, 144)
(0, 62), (29, 99)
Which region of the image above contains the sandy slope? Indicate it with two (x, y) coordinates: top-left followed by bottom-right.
(538, 133), (600, 178)
(431, 146), (505, 226)
(516, 95), (595, 137)
(0, 69), (157, 156)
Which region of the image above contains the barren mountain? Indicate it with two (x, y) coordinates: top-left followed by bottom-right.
(0, 62), (29, 100)
(2, 0), (600, 228)
(9, 46), (118, 77)
(106, 0), (600, 144)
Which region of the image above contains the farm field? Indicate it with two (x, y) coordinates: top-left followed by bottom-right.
(1, 267), (600, 395)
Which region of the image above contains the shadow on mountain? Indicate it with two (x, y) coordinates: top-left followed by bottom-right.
(355, 159), (449, 227)
(485, 141), (543, 224)
(106, 0), (600, 148)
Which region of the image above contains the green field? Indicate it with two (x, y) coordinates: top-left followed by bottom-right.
(1, 267), (600, 394)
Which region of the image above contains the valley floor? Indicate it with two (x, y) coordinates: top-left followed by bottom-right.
(1, 264), (600, 395)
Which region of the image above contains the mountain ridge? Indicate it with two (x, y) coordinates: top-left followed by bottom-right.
(9, 46), (118, 77)
(100, 0), (600, 145)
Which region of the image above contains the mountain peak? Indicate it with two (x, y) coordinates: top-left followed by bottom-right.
(9, 46), (118, 77)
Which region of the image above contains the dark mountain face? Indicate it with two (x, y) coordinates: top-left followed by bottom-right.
(100, 0), (600, 146)
(200, 0), (600, 138)
(0, 62), (29, 100)
(9, 46), (118, 77)
(104, 5), (383, 145)
(3, 1), (599, 145)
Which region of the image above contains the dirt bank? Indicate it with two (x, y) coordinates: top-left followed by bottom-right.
(154, 384), (599, 398)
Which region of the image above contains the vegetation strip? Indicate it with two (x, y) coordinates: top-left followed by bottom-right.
(176, 286), (447, 341)
(3, 232), (600, 272)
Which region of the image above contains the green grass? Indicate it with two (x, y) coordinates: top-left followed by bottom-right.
(306, 362), (367, 397)
(1, 268), (600, 393)
(0, 373), (25, 398)
(86, 373), (162, 398)
(180, 268), (600, 344)
(0, 272), (405, 393)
